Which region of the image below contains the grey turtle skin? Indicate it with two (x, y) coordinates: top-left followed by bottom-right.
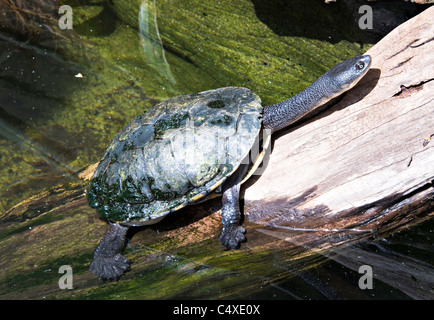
(88, 55), (371, 280)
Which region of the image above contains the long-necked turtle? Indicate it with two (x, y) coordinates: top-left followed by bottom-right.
(87, 55), (371, 279)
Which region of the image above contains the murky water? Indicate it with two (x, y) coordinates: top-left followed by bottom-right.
(0, 0), (432, 300)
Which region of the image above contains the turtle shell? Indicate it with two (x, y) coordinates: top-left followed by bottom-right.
(87, 87), (262, 225)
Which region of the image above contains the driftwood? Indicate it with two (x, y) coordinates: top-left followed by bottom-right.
(242, 6), (434, 248)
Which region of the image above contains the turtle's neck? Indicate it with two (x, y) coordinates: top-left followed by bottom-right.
(263, 75), (332, 133)
(262, 54), (372, 134)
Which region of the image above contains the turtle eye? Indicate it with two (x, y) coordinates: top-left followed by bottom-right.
(356, 62), (365, 70)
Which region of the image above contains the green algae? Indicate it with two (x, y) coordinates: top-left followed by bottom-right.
(111, 0), (373, 105)
(0, 178), (319, 299)
(0, 252), (93, 298)
(154, 111), (189, 137)
(1, 180), (432, 299)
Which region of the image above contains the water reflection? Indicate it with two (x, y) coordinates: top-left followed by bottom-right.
(139, 0), (176, 85)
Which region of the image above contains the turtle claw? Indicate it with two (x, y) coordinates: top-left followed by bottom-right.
(219, 224), (246, 250)
(90, 253), (131, 280)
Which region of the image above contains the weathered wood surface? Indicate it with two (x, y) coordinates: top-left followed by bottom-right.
(243, 6), (434, 245)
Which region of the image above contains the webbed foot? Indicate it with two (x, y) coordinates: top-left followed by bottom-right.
(89, 222), (130, 280)
(89, 253), (130, 280)
(219, 224), (246, 250)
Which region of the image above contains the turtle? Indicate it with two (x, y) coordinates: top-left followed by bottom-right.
(87, 55), (372, 279)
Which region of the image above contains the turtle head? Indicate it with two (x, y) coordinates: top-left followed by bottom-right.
(263, 54), (372, 133)
(325, 55), (371, 95)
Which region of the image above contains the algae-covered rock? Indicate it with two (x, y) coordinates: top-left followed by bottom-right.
(0, 183), (320, 299)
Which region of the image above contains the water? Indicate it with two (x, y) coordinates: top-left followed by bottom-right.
(0, 0), (432, 300)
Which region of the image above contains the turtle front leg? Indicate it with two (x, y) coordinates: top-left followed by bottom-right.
(219, 165), (248, 250)
(89, 222), (131, 280)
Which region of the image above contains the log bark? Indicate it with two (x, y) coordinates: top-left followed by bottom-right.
(243, 6), (434, 246)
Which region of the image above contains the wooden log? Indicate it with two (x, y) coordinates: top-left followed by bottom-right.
(243, 6), (434, 247)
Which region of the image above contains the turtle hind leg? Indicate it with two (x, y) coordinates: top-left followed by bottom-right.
(90, 222), (131, 280)
(219, 165), (248, 250)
